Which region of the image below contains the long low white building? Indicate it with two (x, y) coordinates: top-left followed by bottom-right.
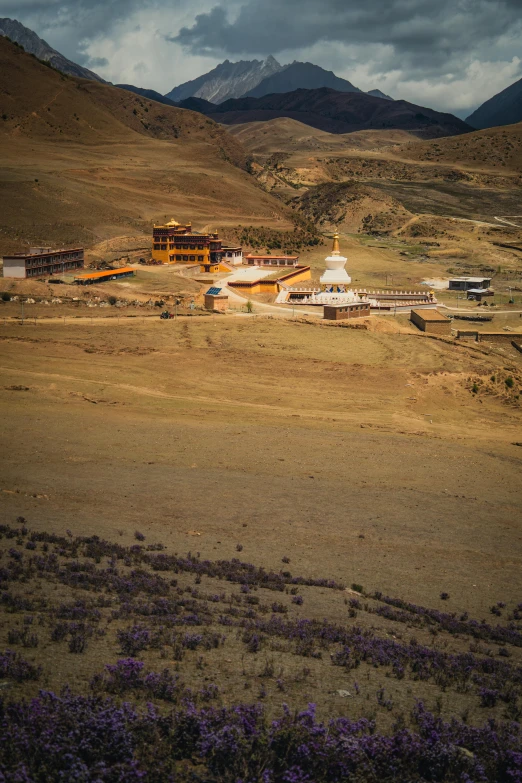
(2, 247), (84, 278)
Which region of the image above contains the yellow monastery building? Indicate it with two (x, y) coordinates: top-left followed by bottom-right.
(152, 220), (224, 273)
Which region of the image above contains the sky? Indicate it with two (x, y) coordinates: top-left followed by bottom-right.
(1, 0), (521, 117)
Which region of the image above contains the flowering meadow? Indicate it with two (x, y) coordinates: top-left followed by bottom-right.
(0, 521), (521, 781)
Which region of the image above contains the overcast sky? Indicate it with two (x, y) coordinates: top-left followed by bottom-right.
(1, 0), (521, 116)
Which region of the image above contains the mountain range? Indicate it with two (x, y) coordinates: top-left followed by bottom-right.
(167, 57), (392, 104)
(466, 76), (522, 129)
(1, 15), (520, 133)
(166, 56), (282, 103)
(178, 88), (473, 139)
(0, 17), (105, 82)
(243, 61), (361, 98)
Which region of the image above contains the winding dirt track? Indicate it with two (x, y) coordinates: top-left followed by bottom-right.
(495, 216), (522, 228)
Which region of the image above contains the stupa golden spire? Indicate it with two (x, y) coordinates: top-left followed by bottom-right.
(321, 230), (350, 289)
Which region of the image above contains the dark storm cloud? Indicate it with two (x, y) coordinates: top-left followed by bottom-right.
(1, 0), (153, 37)
(174, 0), (522, 70)
(3, 0), (519, 72)
(2, 0), (520, 107)
(0, 0), (161, 62)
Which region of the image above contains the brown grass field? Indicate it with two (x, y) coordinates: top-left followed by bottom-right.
(1, 314), (521, 617)
(1, 311), (521, 734)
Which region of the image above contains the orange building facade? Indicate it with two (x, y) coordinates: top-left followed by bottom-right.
(152, 219), (222, 271)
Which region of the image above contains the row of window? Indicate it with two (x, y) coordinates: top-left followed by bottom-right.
(173, 244), (205, 251)
(153, 242), (207, 251)
(154, 244), (209, 251)
(26, 256), (81, 266)
(26, 264), (82, 276)
(247, 259), (295, 266)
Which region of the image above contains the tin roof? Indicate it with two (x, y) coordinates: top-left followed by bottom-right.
(450, 277), (491, 282)
(74, 266), (135, 281)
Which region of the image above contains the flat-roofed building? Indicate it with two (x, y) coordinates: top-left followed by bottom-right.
(323, 302), (371, 320)
(73, 267), (136, 285)
(244, 254), (299, 267)
(222, 246), (243, 265)
(204, 286), (229, 311)
(2, 247), (84, 279)
(449, 277), (491, 291)
(411, 308), (452, 334)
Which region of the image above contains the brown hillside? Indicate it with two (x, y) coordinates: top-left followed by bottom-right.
(228, 110), (522, 238)
(0, 37), (245, 162)
(228, 118), (418, 159)
(398, 122), (522, 174)
(0, 37), (290, 253)
(290, 180), (412, 233)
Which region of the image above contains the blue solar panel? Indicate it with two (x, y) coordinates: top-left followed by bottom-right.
(206, 287), (222, 295)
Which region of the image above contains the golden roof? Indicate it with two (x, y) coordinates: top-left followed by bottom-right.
(331, 232), (340, 255)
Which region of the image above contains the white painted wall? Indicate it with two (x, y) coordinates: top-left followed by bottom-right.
(2, 258), (26, 278)
(224, 250), (243, 265)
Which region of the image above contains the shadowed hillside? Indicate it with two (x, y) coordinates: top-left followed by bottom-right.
(115, 84), (177, 107)
(193, 88), (473, 139)
(245, 61), (361, 98)
(466, 76), (522, 130)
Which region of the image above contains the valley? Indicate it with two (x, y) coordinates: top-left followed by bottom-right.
(226, 115), (522, 276)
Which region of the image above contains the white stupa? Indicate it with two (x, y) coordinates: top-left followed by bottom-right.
(320, 232), (351, 292)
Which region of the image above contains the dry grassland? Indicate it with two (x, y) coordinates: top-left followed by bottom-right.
(1, 315), (521, 623)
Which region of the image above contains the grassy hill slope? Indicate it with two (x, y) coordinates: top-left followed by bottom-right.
(0, 37), (290, 253)
(228, 117), (418, 159)
(398, 121), (522, 174)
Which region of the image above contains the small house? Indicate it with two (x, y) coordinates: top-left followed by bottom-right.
(410, 309), (451, 334)
(323, 302), (371, 320)
(204, 287), (228, 312)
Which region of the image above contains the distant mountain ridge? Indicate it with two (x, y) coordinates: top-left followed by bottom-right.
(181, 87), (473, 139)
(116, 84), (176, 106)
(245, 61), (360, 98)
(466, 76), (522, 129)
(166, 57), (283, 103)
(368, 89), (393, 101)
(166, 57), (393, 105)
(0, 17), (105, 82)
